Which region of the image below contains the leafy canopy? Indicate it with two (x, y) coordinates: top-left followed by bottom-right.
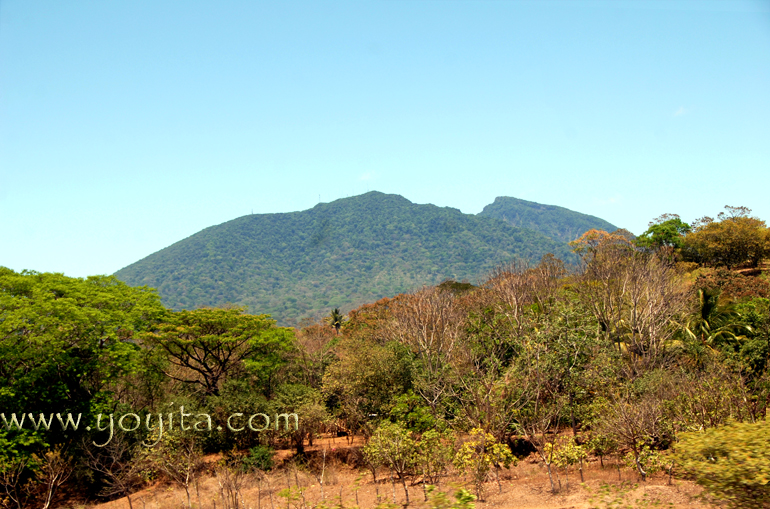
(0, 267), (165, 456)
(139, 307), (293, 397)
(636, 214), (691, 250)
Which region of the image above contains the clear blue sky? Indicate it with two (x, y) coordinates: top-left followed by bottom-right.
(1, 0), (769, 278)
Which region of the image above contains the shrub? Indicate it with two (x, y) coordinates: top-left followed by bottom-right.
(453, 428), (514, 500)
(675, 419), (770, 508)
(695, 268), (770, 300)
(242, 445), (275, 472)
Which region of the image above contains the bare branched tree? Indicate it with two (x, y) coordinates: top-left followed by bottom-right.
(0, 455), (35, 509)
(38, 446), (72, 509)
(486, 255), (567, 333)
(622, 254), (690, 367)
(572, 233), (689, 371)
(599, 393), (668, 481)
(83, 433), (146, 509)
(215, 460), (253, 509)
(292, 322), (336, 388)
(387, 286), (466, 412)
(144, 435), (202, 509)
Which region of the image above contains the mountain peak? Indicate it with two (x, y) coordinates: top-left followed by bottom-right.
(479, 196), (618, 243)
(489, 196), (562, 211)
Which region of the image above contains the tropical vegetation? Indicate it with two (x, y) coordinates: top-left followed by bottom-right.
(1, 203), (769, 508)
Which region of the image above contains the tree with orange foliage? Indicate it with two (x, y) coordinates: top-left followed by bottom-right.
(344, 296), (399, 340)
(568, 228), (636, 256)
(683, 206), (769, 268)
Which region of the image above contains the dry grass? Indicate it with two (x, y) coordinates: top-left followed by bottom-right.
(80, 436), (713, 509)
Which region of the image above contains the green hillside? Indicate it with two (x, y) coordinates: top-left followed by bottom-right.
(478, 196), (618, 243)
(114, 192), (579, 325)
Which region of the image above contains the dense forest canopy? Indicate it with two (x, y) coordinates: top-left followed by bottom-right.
(2, 205), (770, 508)
(478, 196), (618, 243)
(114, 192), (610, 325)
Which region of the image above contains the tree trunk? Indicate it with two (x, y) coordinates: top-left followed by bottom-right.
(294, 467), (307, 509)
(545, 463), (557, 493)
(634, 453), (647, 482)
(267, 475), (275, 509)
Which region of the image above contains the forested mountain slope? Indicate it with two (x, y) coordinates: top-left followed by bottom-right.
(478, 196), (618, 243)
(115, 192), (585, 324)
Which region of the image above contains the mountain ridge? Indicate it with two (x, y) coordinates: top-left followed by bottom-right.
(114, 192), (617, 325)
(479, 196), (618, 243)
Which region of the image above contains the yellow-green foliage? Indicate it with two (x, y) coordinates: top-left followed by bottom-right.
(546, 438), (587, 469)
(622, 444), (667, 478)
(675, 419), (770, 508)
(586, 482), (675, 509)
(425, 485), (476, 509)
(363, 421), (417, 478)
(453, 428), (515, 499)
(417, 429), (455, 484)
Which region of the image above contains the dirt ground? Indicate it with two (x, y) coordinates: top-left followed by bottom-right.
(83, 435), (713, 509)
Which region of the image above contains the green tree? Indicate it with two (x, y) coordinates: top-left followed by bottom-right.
(636, 214), (691, 251)
(270, 383), (328, 455)
(364, 421), (418, 502)
(509, 302), (604, 492)
(389, 391), (438, 434)
(416, 429), (455, 486)
(0, 268), (168, 507)
(0, 268), (165, 455)
(322, 338), (413, 436)
(140, 307), (293, 398)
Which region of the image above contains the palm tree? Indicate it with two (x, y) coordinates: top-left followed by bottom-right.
(683, 288), (752, 350)
(327, 308), (345, 334)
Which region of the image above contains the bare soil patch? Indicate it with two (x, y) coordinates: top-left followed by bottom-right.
(82, 437), (712, 509)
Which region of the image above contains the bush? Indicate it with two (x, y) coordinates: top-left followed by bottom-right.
(695, 268), (770, 300)
(453, 428), (514, 500)
(363, 421), (417, 479)
(242, 445), (275, 472)
(417, 429), (455, 485)
(675, 419), (770, 508)
(425, 485), (476, 509)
